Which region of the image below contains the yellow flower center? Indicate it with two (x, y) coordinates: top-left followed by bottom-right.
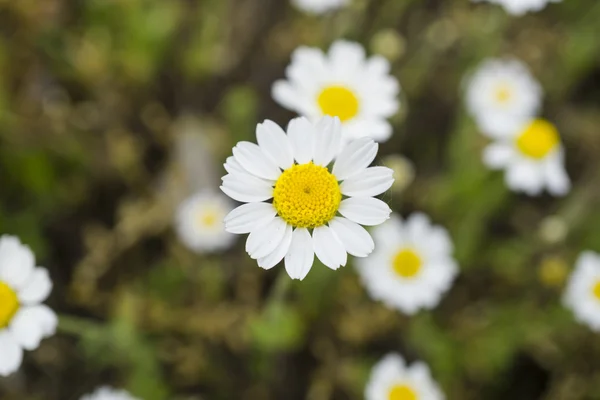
(494, 84), (512, 104)
(0, 281), (19, 328)
(593, 281), (600, 301)
(515, 119), (560, 159)
(389, 384), (418, 400)
(197, 209), (218, 228)
(273, 163), (341, 229)
(317, 86), (360, 122)
(393, 249), (422, 278)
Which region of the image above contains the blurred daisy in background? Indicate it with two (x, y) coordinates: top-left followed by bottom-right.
(272, 40), (400, 142)
(483, 118), (570, 196)
(563, 251), (600, 332)
(356, 213), (458, 315)
(0, 235), (57, 377)
(465, 58), (542, 138)
(175, 190), (236, 253)
(365, 353), (445, 400)
(472, 0), (562, 16)
(292, 0), (349, 14)
(81, 387), (140, 400)
(221, 116), (393, 280)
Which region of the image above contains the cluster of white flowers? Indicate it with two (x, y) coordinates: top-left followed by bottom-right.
(472, 0), (562, 15)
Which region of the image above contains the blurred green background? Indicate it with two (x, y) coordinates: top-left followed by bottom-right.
(0, 0), (599, 399)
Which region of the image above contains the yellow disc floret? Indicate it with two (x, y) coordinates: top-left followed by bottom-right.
(516, 119), (560, 159)
(389, 384), (418, 400)
(273, 163), (341, 229)
(393, 249), (422, 278)
(0, 281), (19, 328)
(593, 281), (600, 301)
(317, 86), (360, 122)
(494, 84), (513, 104)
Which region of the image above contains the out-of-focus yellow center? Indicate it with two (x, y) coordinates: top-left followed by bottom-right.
(593, 281), (600, 301)
(0, 281), (19, 328)
(273, 163), (341, 228)
(389, 384), (418, 400)
(393, 249), (422, 278)
(515, 119), (560, 159)
(197, 210), (218, 228)
(317, 86), (360, 122)
(494, 84), (512, 104)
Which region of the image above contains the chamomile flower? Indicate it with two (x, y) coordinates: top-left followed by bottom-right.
(472, 0), (562, 16)
(292, 0), (349, 14)
(0, 235), (57, 377)
(483, 118), (570, 196)
(175, 191), (236, 253)
(563, 251), (600, 332)
(465, 58), (542, 138)
(221, 116), (393, 280)
(81, 387), (140, 400)
(356, 213), (458, 315)
(272, 40), (400, 142)
(366, 353), (445, 400)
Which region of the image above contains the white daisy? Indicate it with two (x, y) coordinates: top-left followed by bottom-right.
(356, 213), (458, 315)
(0, 235), (57, 377)
(221, 116), (393, 280)
(465, 58), (542, 138)
(292, 0), (349, 14)
(472, 0), (562, 16)
(81, 387), (140, 400)
(272, 40), (400, 142)
(483, 118), (570, 196)
(365, 353), (445, 400)
(563, 251), (600, 332)
(175, 190), (236, 253)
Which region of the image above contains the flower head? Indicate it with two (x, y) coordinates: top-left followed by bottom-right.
(563, 251), (600, 332)
(356, 213), (458, 315)
(291, 0), (349, 14)
(472, 0), (562, 16)
(81, 387), (140, 400)
(0, 235), (57, 377)
(272, 40), (400, 142)
(366, 353), (445, 400)
(221, 116), (393, 280)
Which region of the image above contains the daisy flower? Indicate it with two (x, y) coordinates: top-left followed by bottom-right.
(272, 40), (400, 142)
(483, 118), (570, 196)
(0, 235), (57, 377)
(356, 213), (458, 315)
(221, 116), (393, 280)
(81, 387), (140, 400)
(465, 58), (542, 138)
(472, 0), (562, 16)
(365, 353), (445, 400)
(563, 251), (600, 332)
(175, 190), (236, 253)
(292, 0), (349, 14)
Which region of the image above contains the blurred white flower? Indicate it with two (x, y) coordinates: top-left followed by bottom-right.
(0, 235), (57, 377)
(356, 213), (458, 315)
(465, 58), (542, 138)
(483, 118), (570, 196)
(365, 353), (445, 400)
(291, 0), (349, 14)
(272, 40), (400, 142)
(221, 116), (393, 280)
(563, 251), (600, 332)
(472, 0), (562, 16)
(81, 387), (140, 400)
(175, 191), (236, 253)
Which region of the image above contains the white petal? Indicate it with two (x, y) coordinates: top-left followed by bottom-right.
(9, 305), (57, 351)
(288, 117), (316, 164)
(0, 236), (35, 291)
(313, 226), (347, 270)
(328, 217), (374, 257)
(272, 80), (300, 112)
(232, 142), (281, 180)
(245, 217), (288, 259)
(545, 151), (571, 196)
(0, 331), (23, 376)
(284, 228), (314, 280)
(332, 138), (378, 180)
(17, 267), (52, 305)
(482, 143), (515, 169)
(505, 161), (543, 195)
(223, 156), (246, 175)
(313, 116), (342, 167)
(220, 173), (273, 203)
(256, 120), (294, 170)
(338, 197), (392, 226)
(340, 166), (394, 197)
(224, 203), (277, 234)
(257, 224), (293, 270)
